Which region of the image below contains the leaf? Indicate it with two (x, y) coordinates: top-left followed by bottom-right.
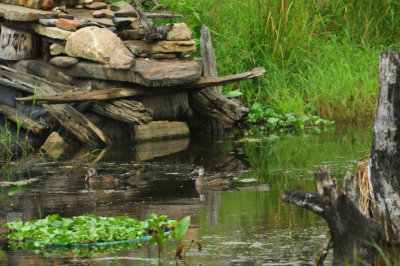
(173, 216), (191, 241)
(226, 89), (243, 98)
(252, 102), (262, 110)
(8, 185), (22, 196)
(267, 117), (279, 129)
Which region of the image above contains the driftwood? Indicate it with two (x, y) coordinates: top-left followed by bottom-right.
(0, 65), (110, 145)
(0, 100), (47, 136)
(200, 25), (218, 92)
(91, 99), (153, 125)
(15, 68), (265, 105)
(143, 11), (182, 18)
(369, 50), (400, 243)
(281, 167), (383, 265)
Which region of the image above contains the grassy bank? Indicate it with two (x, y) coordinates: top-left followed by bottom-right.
(158, 0), (400, 121)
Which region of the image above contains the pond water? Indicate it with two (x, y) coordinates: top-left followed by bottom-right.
(0, 122), (375, 265)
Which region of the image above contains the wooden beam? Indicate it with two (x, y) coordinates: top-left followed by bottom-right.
(144, 11), (182, 18)
(0, 101), (47, 136)
(15, 67), (265, 105)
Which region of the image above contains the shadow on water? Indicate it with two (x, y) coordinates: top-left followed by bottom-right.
(0, 121), (392, 265)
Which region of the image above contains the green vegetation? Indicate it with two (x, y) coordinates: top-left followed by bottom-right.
(156, 0), (400, 121)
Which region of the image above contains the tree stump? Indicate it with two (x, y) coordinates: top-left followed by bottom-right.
(369, 50), (400, 243)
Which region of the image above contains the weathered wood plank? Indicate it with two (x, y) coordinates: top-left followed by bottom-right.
(133, 120), (189, 142)
(143, 11), (182, 18)
(60, 58), (201, 87)
(91, 99), (153, 125)
(0, 26), (38, 60)
(0, 100), (47, 135)
(200, 24), (218, 92)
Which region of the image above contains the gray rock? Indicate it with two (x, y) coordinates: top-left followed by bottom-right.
(49, 56), (79, 67)
(113, 17), (132, 29)
(38, 18), (58, 27)
(110, 1), (138, 18)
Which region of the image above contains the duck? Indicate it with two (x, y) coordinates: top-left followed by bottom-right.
(191, 166), (234, 187)
(84, 168), (133, 187)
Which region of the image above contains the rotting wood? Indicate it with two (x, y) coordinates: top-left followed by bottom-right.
(143, 11), (182, 18)
(0, 25), (38, 60)
(0, 100), (47, 136)
(15, 68), (266, 105)
(0, 65), (110, 145)
(313, 232), (331, 266)
(200, 24), (218, 92)
(281, 166), (383, 265)
(369, 50), (400, 243)
(91, 99), (153, 125)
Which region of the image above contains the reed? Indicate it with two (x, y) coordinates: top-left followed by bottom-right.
(161, 0), (400, 120)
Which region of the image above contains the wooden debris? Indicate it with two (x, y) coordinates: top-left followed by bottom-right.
(133, 121), (189, 142)
(313, 232), (332, 266)
(0, 25), (38, 60)
(91, 99), (153, 125)
(0, 100), (47, 136)
(200, 24), (218, 92)
(281, 166), (383, 265)
(16, 67), (265, 105)
(369, 50), (400, 243)
(125, 40), (196, 55)
(0, 65), (110, 145)
(143, 11), (182, 18)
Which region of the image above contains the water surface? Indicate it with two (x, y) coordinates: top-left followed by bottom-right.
(0, 123), (374, 265)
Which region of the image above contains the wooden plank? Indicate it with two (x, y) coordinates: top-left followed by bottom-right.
(200, 24), (218, 91)
(143, 11), (182, 18)
(15, 67), (265, 105)
(60, 58), (201, 87)
(91, 99), (153, 125)
(0, 65), (110, 145)
(0, 2), (58, 21)
(0, 100), (47, 135)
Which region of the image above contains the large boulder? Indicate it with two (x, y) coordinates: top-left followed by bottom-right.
(65, 26), (135, 69)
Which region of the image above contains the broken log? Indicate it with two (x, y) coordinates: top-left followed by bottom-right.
(0, 65), (110, 145)
(281, 166), (383, 265)
(91, 99), (153, 125)
(16, 67), (266, 105)
(369, 50), (400, 243)
(0, 100), (47, 136)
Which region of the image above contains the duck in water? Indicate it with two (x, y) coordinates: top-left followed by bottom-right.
(84, 168), (133, 188)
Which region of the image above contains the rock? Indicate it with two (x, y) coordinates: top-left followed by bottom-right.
(104, 8), (114, 18)
(60, 58), (201, 87)
(125, 40), (196, 55)
(40, 131), (68, 159)
(83, 0), (92, 3)
(110, 1), (137, 17)
(106, 27), (117, 33)
(109, 47), (135, 70)
(33, 24), (72, 40)
(92, 10), (104, 18)
(133, 121), (190, 142)
(76, 22), (103, 30)
(118, 28), (145, 40)
(84, 1), (107, 9)
(41, 0), (55, 11)
(57, 13), (74, 19)
(166, 23), (192, 41)
(38, 18), (58, 27)
(113, 17), (132, 29)
(50, 43), (66, 55)
(56, 18), (82, 32)
(0, 3), (58, 21)
(65, 26), (133, 65)
(49, 56), (79, 67)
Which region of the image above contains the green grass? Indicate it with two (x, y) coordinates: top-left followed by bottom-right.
(157, 0), (400, 121)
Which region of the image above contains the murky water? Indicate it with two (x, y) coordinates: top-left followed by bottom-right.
(0, 123), (375, 265)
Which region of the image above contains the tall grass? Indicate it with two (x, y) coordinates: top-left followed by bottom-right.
(160, 0), (400, 120)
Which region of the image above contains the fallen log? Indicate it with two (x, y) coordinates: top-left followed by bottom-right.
(143, 11), (182, 18)
(0, 100), (47, 136)
(15, 68), (265, 105)
(0, 65), (110, 145)
(91, 99), (153, 125)
(281, 167), (383, 265)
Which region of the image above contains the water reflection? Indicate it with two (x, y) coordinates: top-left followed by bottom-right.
(0, 123), (378, 265)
